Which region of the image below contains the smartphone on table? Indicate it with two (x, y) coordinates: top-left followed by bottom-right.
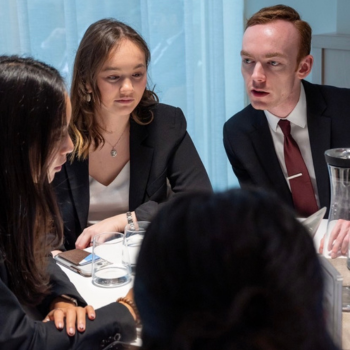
(54, 249), (111, 277)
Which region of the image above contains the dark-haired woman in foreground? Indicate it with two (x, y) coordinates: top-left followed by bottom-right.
(134, 188), (339, 350)
(0, 56), (135, 349)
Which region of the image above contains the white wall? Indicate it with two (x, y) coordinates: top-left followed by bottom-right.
(245, 1), (338, 35)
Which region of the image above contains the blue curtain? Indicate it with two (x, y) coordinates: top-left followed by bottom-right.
(0, 0), (244, 190)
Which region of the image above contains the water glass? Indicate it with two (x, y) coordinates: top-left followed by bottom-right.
(123, 221), (150, 274)
(92, 232), (131, 288)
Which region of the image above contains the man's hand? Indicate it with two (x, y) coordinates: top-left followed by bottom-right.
(319, 219), (350, 258)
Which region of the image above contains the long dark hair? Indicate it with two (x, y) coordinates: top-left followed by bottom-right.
(0, 56), (66, 305)
(134, 188), (338, 350)
(70, 18), (159, 159)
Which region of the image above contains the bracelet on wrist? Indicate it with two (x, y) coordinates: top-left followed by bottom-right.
(60, 294), (78, 307)
(126, 211), (135, 230)
(117, 297), (140, 326)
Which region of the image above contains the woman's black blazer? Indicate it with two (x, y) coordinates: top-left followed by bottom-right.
(53, 103), (212, 250)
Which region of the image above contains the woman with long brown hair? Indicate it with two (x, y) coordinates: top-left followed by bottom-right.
(53, 18), (212, 250)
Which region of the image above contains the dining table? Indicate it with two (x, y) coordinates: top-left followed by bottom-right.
(57, 246), (141, 348)
(57, 220), (350, 350)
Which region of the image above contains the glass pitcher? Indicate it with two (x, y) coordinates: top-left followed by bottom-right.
(324, 148), (350, 260)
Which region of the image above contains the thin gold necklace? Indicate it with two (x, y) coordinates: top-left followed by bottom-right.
(104, 127), (128, 157)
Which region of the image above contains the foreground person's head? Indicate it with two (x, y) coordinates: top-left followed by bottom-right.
(134, 188), (337, 350)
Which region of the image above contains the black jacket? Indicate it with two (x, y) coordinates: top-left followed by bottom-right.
(53, 103), (212, 249)
(223, 80), (350, 217)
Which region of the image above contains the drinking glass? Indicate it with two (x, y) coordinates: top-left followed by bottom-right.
(92, 232), (131, 287)
(123, 221), (150, 274)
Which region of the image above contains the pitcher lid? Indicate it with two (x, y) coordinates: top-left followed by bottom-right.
(325, 148), (350, 167)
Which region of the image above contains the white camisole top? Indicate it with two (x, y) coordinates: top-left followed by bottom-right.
(88, 161), (130, 224)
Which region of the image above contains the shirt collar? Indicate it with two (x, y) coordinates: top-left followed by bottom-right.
(265, 84), (307, 132)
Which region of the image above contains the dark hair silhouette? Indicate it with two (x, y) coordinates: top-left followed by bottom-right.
(134, 188), (338, 350)
(0, 56), (66, 305)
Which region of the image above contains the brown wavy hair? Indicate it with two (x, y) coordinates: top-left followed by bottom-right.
(0, 56), (66, 306)
(246, 5), (312, 66)
(70, 18), (159, 159)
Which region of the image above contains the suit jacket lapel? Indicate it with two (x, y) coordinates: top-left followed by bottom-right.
(65, 158), (90, 231)
(129, 120), (154, 210)
(250, 109), (292, 203)
(303, 80), (331, 210)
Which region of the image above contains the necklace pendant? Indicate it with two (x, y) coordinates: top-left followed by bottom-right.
(111, 149), (117, 157)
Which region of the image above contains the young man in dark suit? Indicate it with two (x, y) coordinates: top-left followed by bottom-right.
(223, 5), (350, 258)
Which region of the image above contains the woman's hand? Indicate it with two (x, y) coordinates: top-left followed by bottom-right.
(75, 212), (136, 249)
(43, 297), (96, 336)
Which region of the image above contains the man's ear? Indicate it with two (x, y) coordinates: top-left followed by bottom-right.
(297, 54), (313, 79)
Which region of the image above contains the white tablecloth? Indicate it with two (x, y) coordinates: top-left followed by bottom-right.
(57, 250), (133, 309)
(61, 220), (327, 308)
(313, 219), (327, 253)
